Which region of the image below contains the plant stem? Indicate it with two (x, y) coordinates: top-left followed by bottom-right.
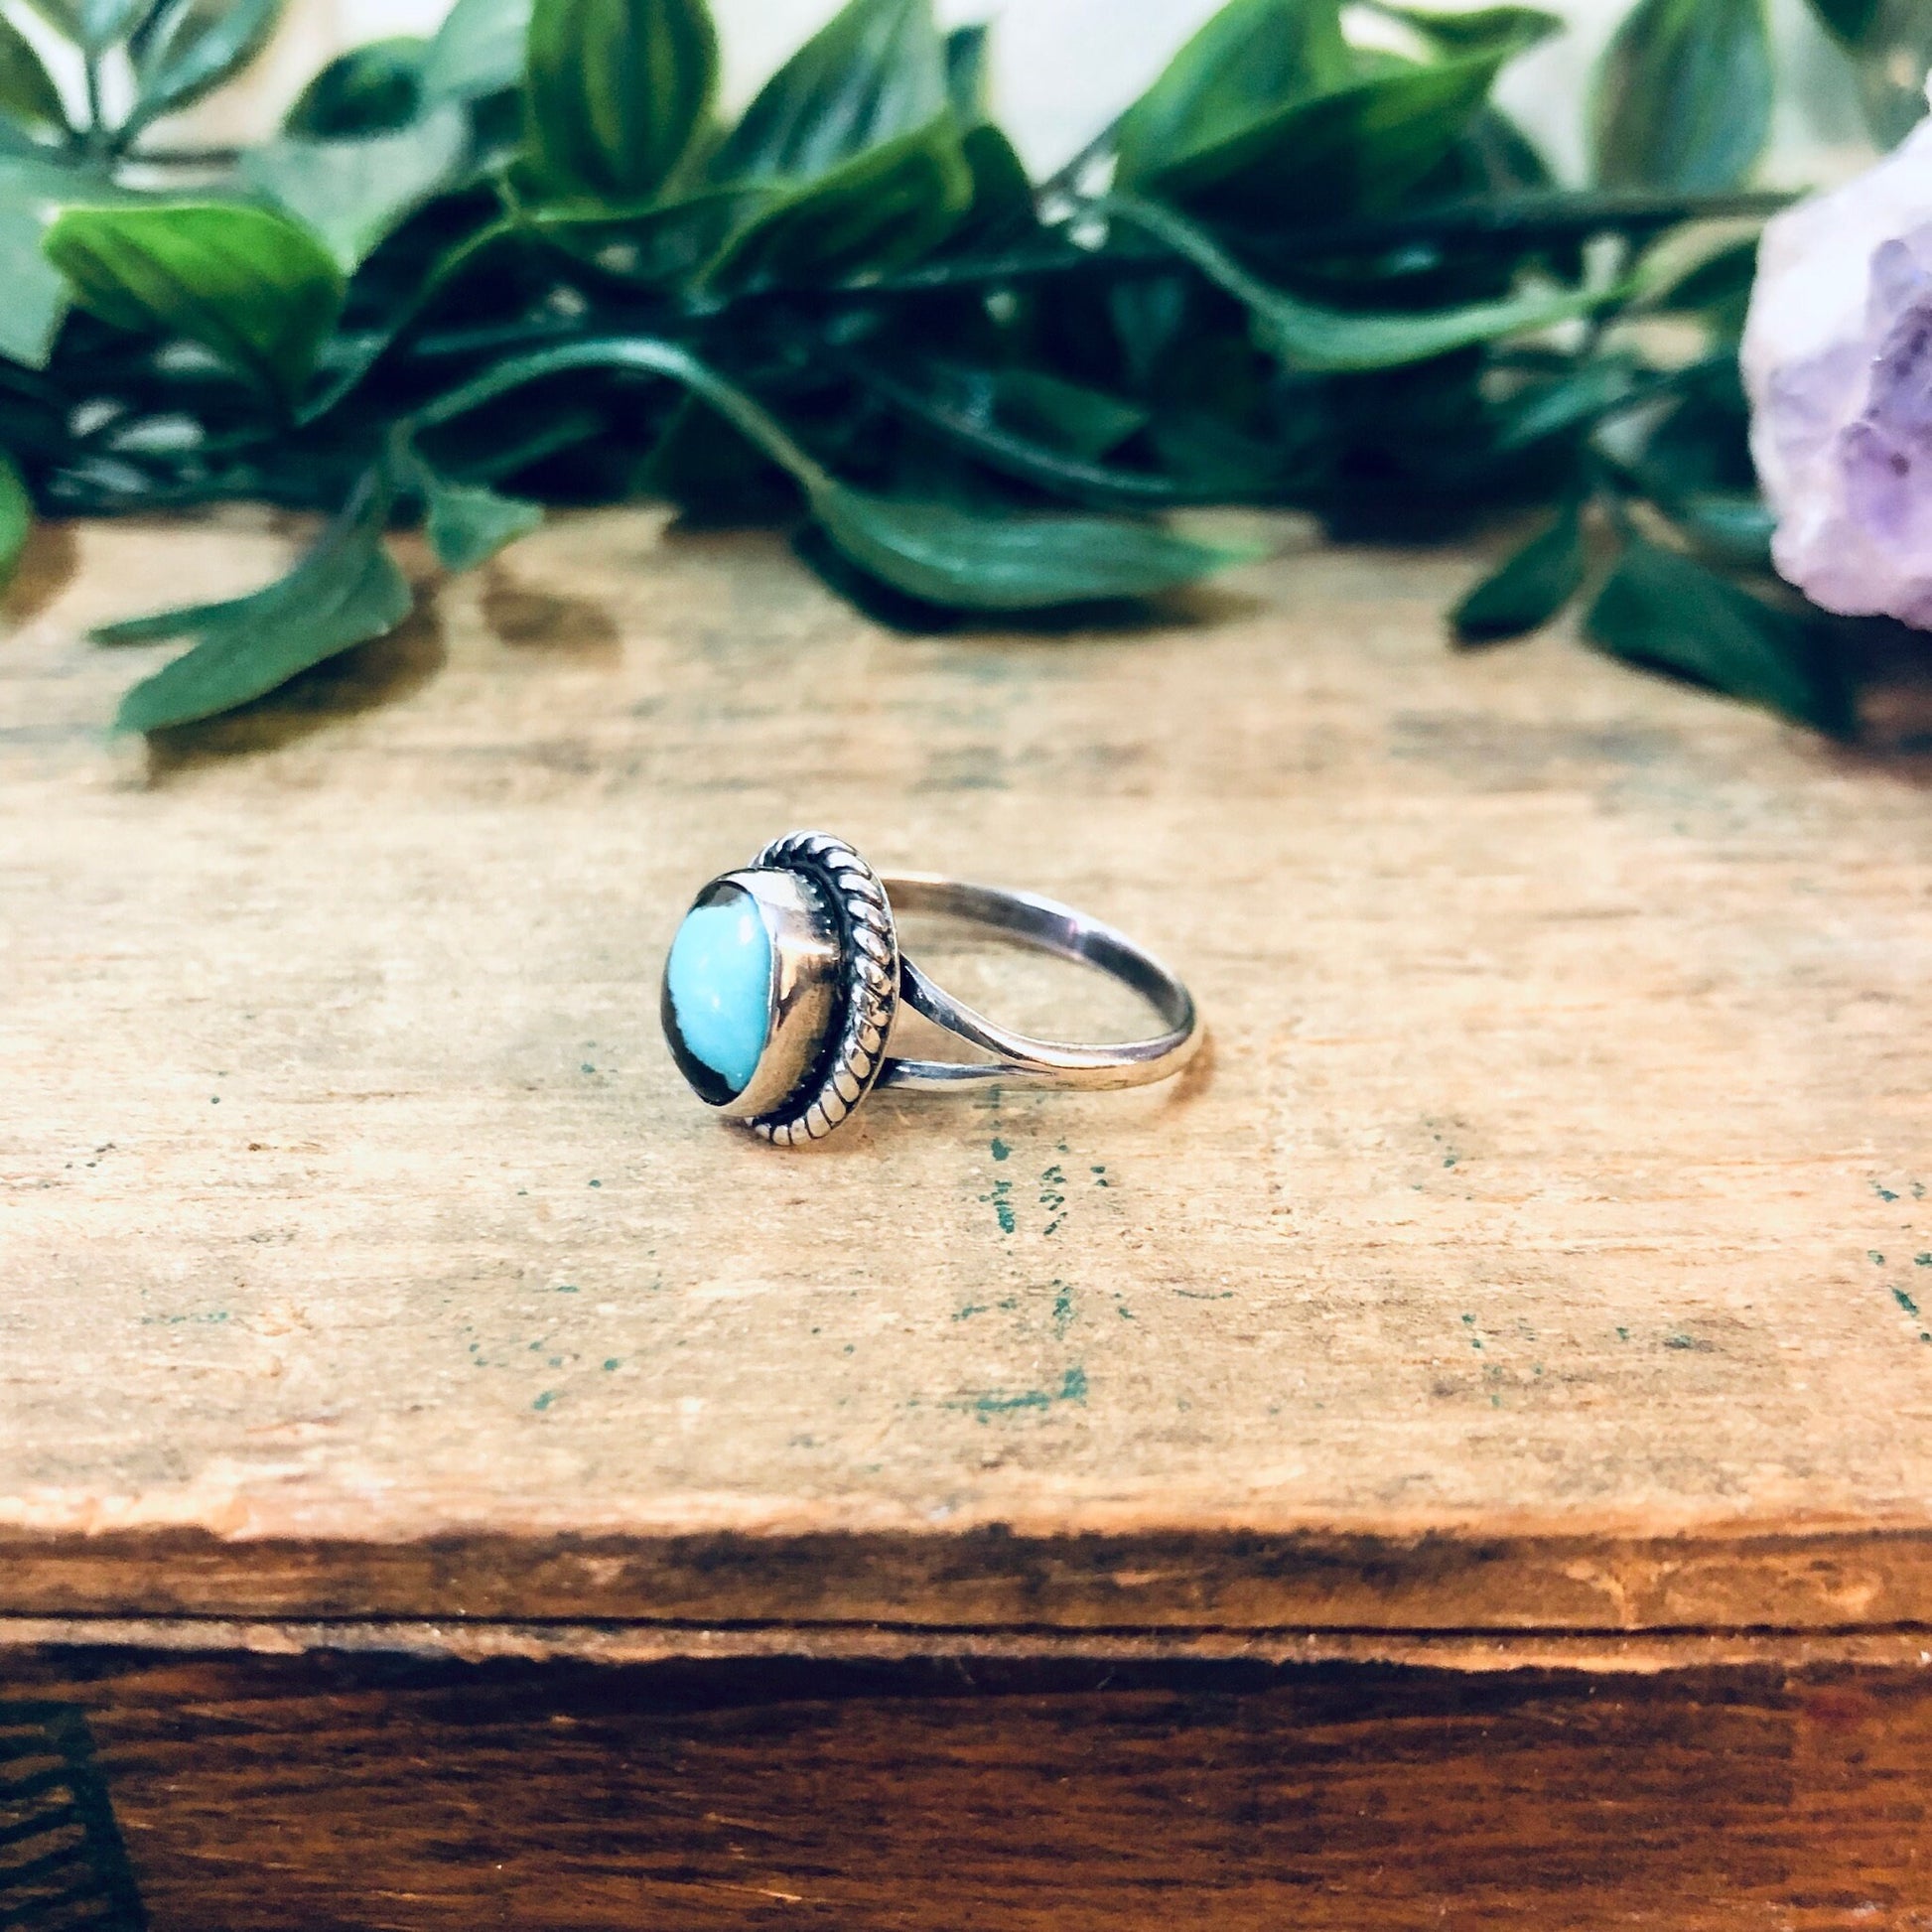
(82, 52), (110, 160)
(854, 189), (1791, 299)
(854, 363), (1225, 506)
(411, 338), (834, 499)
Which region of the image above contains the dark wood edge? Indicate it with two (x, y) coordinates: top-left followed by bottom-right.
(3, 1615), (1931, 1673)
(3, 1524), (1931, 1631)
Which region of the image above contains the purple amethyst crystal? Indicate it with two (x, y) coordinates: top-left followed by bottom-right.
(1744, 113), (1932, 628)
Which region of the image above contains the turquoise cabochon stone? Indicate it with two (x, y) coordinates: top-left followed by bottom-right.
(662, 885), (774, 1104)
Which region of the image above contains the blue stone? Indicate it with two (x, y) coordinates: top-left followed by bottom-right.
(663, 887), (772, 1102)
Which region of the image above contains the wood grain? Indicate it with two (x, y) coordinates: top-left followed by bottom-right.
(4, 1650), (1929, 1930)
(5, 510), (1932, 1637)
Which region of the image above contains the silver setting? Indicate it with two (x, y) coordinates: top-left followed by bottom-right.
(664, 831), (1203, 1145)
(745, 832), (900, 1147)
(713, 868), (842, 1124)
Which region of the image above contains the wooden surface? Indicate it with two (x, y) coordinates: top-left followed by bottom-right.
(3, 1650), (1928, 1929)
(5, 509), (1932, 1640)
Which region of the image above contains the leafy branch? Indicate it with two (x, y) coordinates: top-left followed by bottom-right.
(0, 0), (1879, 737)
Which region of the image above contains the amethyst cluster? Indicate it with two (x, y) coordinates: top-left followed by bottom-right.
(1744, 111), (1932, 628)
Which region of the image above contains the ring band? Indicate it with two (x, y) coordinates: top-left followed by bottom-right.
(661, 832), (1203, 1145)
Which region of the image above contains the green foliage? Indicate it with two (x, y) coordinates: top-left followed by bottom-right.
(0, 17), (68, 137)
(1804, 0), (1881, 48)
(1118, 0), (1552, 218)
(0, 452), (29, 592)
(124, 0), (286, 140)
(1591, 0), (1774, 190)
(526, 0), (716, 201)
(943, 24), (989, 119)
(0, 215), (70, 367)
(813, 487), (1257, 608)
(701, 115), (971, 290)
(1583, 538), (1853, 734)
(1115, 0), (1355, 189)
(1372, 5), (1563, 56)
(707, 0), (947, 183)
(0, 0), (1850, 737)
(1111, 196), (1616, 372)
(286, 39), (430, 137)
(44, 202), (345, 402)
(23, 0), (147, 55)
(243, 108), (471, 270)
(423, 0), (533, 101)
(1802, 0), (1931, 148)
(101, 474), (413, 733)
(414, 464), (544, 571)
(1452, 504), (1587, 643)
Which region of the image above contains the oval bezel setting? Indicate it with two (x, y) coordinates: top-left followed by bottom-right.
(661, 867), (844, 1122)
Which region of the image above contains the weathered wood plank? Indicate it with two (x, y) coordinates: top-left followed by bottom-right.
(4, 511), (1932, 1634)
(4, 1651), (1929, 1930)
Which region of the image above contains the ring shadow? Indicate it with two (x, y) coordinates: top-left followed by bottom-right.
(750, 1025), (1217, 1165)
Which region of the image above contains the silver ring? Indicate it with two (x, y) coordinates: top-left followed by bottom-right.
(660, 831), (1203, 1145)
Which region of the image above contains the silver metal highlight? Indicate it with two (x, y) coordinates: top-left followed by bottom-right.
(665, 832), (1203, 1143)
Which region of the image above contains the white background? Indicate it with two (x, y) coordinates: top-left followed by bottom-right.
(181, 0), (1867, 183)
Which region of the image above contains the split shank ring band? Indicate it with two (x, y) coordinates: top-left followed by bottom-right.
(662, 831), (1202, 1145)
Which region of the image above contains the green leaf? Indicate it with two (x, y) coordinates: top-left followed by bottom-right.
(1131, 42), (1535, 218)
(904, 364), (1151, 462)
(0, 15), (69, 135)
(423, 0), (532, 99)
(943, 22), (988, 119)
(1637, 231), (1758, 336)
(411, 334), (1256, 612)
(43, 201), (344, 403)
(638, 393), (794, 517)
(0, 450), (30, 591)
(526, 0), (716, 201)
(125, 0), (284, 137)
(1657, 489), (1774, 569)
(1590, 0), (1772, 192)
(1582, 537), (1853, 733)
(707, 0), (947, 184)
(1495, 354), (1640, 449)
(243, 106), (469, 270)
(987, 369), (1150, 459)
(1451, 503), (1585, 642)
(419, 469), (542, 571)
(21, 0), (148, 53)
(285, 38), (428, 136)
(701, 112), (971, 291)
(1116, 0), (1353, 187)
(0, 151), (131, 367)
(1803, 0), (1880, 48)
(101, 478), (414, 734)
(1110, 195), (1614, 372)
(1444, 103), (1555, 194)
(947, 122), (1034, 245)
(1369, 3), (1562, 56)
(523, 184), (766, 285)
(812, 487), (1257, 609)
